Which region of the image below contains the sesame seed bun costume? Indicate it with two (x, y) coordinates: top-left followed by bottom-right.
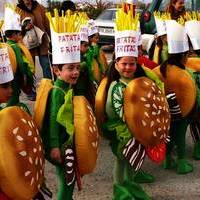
(0, 43), (45, 199)
(96, 7), (170, 199)
(152, 15), (200, 174)
(4, 4), (35, 106)
(34, 10), (99, 200)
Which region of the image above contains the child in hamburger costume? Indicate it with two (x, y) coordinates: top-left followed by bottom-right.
(152, 17), (199, 174)
(36, 10), (99, 200)
(184, 12), (200, 160)
(4, 4), (35, 106)
(97, 7), (170, 199)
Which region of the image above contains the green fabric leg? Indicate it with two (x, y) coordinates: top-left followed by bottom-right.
(56, 165), (75, 200)
(164, 118), (193, 174)
(113, 158), (126, 184)
(7, 80), (20, 106)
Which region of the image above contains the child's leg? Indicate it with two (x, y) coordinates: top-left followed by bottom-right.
(174, 118), (193, 174)
(56, 165), (75, 200)
(113, 158), (125, 185)
(163, 124), (176, 169)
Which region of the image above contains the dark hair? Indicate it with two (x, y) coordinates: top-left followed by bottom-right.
(59, 1), (76, 16)
(166, 0), (185, 20)
(0, 82), (12, 89)
(4, 30), (21, 38)
(160, 52), (188, 77)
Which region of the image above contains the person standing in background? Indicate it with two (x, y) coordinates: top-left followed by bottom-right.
(16, 0), (52, 79)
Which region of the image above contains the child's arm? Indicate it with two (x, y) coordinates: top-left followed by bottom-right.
(49, 89), (65, 163)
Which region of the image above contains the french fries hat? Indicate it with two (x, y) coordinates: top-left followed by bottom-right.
(4, 4), (21, 32)
(0, 45), (14, 84)
(154, 12), (167, 37)
(166, 19), (189, 54)
(46, 9), (81, 64)
(115, 7), (140, 58)
(185, 12), (200, 50)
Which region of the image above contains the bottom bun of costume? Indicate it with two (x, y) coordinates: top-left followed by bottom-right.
(153, 65), (196, 117)
(0, 43), (17, 74)
(0, 107), (45, 200)
(95, 77), (108, 127)
(74, 96), (99, 176)
(124, 77), (170, 146)
(186, 57), (200, 72)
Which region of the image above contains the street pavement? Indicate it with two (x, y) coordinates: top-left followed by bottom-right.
(20, 55), (200, 200)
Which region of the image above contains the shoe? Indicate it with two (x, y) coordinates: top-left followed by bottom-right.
(133, 170), (155, 183)
(163, 155), (176, 169)
(193, 141), (200, 160)
(177, 159), (193, 174)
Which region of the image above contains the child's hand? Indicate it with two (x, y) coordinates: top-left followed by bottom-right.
(50, 148), (62, 163)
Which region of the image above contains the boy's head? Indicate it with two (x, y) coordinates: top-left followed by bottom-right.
(53, 63), (80, 85)
(4, 30), (22, 42)
(22, 17), (33, 31)
(88, 33), (99, 45)
(81, 41), (89, 54)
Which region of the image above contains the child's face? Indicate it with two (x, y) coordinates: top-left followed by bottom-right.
(115, 56), (137, 79)
(81, 42), (89, 54)
(90, 33), (99, 45)
(173, 0), (185, 12)
(55, 63), (80, 85)
(0, 82), (12, 103)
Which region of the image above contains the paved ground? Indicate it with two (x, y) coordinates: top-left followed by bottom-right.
(21, 56), (200, 200)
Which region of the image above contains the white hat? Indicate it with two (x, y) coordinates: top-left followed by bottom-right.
(126, 0), (137, 4)
(88, 20), (98, 36)
(0, 46), (14, 84)
(115, 8), (140, 58)
(185, 20), (200, 50)
(80, 25), (88, 42)
(51, 30), (80, 65)
(154, 16), (167, 37)
(46, 10), (81, 65)
(4, 5), (21, 31)
(166, 20), (189, 54)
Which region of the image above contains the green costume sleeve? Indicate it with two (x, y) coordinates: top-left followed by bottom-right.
(49, 89), (65, 148)
(57, 89), (74, 144)
(160, 43), (169, 64)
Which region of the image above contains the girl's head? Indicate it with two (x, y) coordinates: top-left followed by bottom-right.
(80, 41), (89, 54)
(5, 30), (22, 42)
(53, 63), (80, 85)
(0, 82), (12, 103)
(167, 0), (185, 19)
(115, 56), (137, 79)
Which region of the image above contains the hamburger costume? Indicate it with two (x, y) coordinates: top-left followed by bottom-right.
(4, 4), (35, 106)
(153, 17), (199, 174)
(35, 10), (99, 200)
(96, 7), (170, 199)
(0, 41), (45, 199)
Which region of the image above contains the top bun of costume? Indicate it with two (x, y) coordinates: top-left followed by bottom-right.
(46, 10), (99, 175)
(153, 15), (196, 117)
(114, 7), (170, 146)
(0, 106), (45, 200)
